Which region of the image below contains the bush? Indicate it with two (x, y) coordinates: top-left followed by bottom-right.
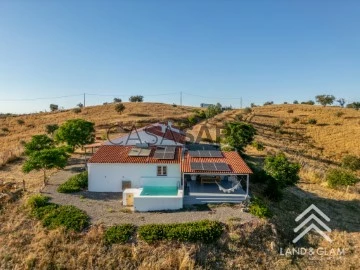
(341, 155), (360, 171)
(263, 101), (274, 106)
(17, 119), (25, 125)
(249, 197), (272, 218)
(335, 111), (344, 117)
(104, 224), (136, 245)
(326, 168), (359, 188)
(129, 95), (144, 102)
(251, 141), (265, 151)
(45, 124), (59, 135)
(301, 100), (315, 105)
(187, 115), (198, 126)
(27, 194), (89, 232)
(27, 194), (51, 209)
(113, 98), (122, 103)
(50, 104), (59, 111)
(73, 108), (81, 114)
(138, 220), (223, 244)
(41, 205), (89, 231)
(278, 120), (285, 126)
(1, 127), (9, 132)
(287, 109), (294, 113)
(293, 100), (299, 104)
(115, 103), (126, 114)
(291, 117), (300, 123)
(57, 172), (88, 193)
(243, 107), (252, 114)
(307, 119), (317, 125)
(264, 153), (300, 188)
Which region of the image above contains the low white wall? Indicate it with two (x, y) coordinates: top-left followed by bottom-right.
(134, 191), (183, 212)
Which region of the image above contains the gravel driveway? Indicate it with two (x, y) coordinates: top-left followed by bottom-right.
(43, 162), (256, 226)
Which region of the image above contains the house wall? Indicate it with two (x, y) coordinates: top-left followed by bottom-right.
(88, 163), (181, 192)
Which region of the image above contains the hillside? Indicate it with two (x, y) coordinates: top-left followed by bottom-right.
(0, 102), (195, 190)
(0, 102), (195, 164)
(0, 104), (359, 269)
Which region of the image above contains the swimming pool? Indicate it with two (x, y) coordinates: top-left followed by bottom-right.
(140, 186), (178, 196)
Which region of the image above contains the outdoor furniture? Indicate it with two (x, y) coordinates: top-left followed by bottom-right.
(200, 176), (221, 184)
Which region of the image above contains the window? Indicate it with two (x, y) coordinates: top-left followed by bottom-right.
(157, 166), (167, 176)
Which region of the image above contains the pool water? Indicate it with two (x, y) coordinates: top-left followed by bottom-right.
(140, 186), (178, 196)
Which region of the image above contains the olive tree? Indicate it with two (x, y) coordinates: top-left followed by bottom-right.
(315, 95), (335, 106)
(55, 119), (95, 151)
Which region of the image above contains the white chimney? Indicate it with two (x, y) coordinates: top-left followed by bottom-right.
(161, 123), (166, 133)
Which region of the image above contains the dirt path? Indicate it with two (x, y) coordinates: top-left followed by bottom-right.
(43, 162), (257, 226)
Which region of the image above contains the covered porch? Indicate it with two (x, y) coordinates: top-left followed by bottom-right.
(183, 173), (249, 205)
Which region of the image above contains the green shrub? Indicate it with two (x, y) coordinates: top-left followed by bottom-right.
(42, 205), (89, 232)
(291, 117), (300, 123)
(249, 197), (272, 218)
(104, 224), (136, 245)
(264, 153), (300, 188)
(138, 220), (223, 244)
(326, 168), (359, 188)
(187, 115), (198, 126)
(307, 119), (317, 125)
(26, 194), (89, 232)
(57, 172), (88, 193)
(32, 203), (59, 219)
(341, 155), (360, 171)
(27, 194), (51, 209)
(251, 141), (265, 151)
(278, 120), (285, 126)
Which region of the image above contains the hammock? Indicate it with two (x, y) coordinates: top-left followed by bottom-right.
(215, 181), (241, 194)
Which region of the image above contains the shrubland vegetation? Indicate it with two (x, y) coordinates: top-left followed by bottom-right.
(57, 171), (88, 193)
(27, 194), (89, 232)
(138, 220), (223, 244)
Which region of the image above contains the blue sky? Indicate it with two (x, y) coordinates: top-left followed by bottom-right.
(0, 0), (359, 113)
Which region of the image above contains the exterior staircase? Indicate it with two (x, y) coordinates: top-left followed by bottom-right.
(183, 194), (248, 205)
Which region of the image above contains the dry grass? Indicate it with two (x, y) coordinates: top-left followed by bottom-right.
(1, 104), (360, 269)
(0, 102), (195, 166)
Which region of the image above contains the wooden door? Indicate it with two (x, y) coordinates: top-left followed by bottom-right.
(122, 181), (131, 190)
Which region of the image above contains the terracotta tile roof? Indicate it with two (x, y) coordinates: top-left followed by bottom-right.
(181, 151), (253, 174)
(145, 125), (185, 144)
(88, 145), (182, 164)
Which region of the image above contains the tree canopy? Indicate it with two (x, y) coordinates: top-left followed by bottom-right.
(129, 95), (144, 102)
(22, 148), (70, 185)
(55, 119), (95, 150)
(205, 103), (222, 118)
(24, 134), (55, 155)
(223, 122), (256, 152)
(264, 153), (300, 188)
(45, 124), (59, 135)
(315, 95), (335, 106)
(115, 103), (126, 114)
(346, 102), (360, 110)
